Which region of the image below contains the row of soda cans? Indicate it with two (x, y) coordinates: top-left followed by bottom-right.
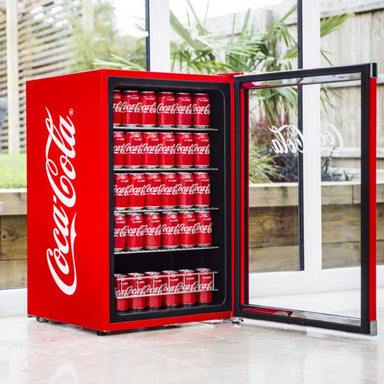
(114, 131), (210, 168)
(115, 268), (214, 311)
(114, 172), (210, 210)
(113, 90), (210, 128)
(114, 211), (212, 251)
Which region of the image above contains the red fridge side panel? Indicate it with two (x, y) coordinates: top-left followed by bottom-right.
(369, 77), (377, 322)
(27, 71), (110, 330)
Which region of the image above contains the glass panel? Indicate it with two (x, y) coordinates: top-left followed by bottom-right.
(320, 2), (383, 266)
(321, 81), (361, 273)
(245, 73), (363, 324)
(248, 85), (300, 273)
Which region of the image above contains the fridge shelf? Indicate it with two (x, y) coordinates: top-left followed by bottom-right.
(115, 207), (218, 214)
(114, 167), (219, 172)
(114, 245), (219, 255)
(113, 124), (218, 132)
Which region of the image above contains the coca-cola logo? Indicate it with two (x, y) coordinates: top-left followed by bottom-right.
(183, 280), (198, 292)
(113, 144), (125, 154)
(141, 102), (156, 114)
(157, 102), (176, 114)
(175, 103), (192, 114)
(193, 144), (210, 155)
(161, 223), (180, 235)
(115, 287), (129, 298)
(45, 107), (77, 296)
(125, 142), (144, 154)
(195, 222), (212, 234)
(158, 143), (176, 155)
(192, 104), (210, 115)
(269, 123), (344, 154)
(144, 184), (161, 195)
(145, 224), (162, 236)
(121, 101), (141, 113)
(142, 142), (161, 154)
(179, 222), (197, 234)
(113, 101), (122, 113)
(127, 184), (146, 196)
(195, 184), (210, 194)
(147, 285), (162, 295)
(159, 183), (178, 195)
(114, 184), (129, 196)
(177, 183), (195, 195)
(199, 280), (214, 291)
(127, 284), (147, 296)
(175, 143), (194, 155)
(127, 225), (146, 237)
(114, 226), (128, 237)
(164, 282), (183, 294)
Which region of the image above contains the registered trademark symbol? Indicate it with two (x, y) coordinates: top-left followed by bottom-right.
(69, 108), (74, 116)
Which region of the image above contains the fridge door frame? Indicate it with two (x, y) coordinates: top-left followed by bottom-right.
(233, 63), (377, 335)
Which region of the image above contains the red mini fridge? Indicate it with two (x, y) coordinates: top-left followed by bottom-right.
(26, 64), (378, 335)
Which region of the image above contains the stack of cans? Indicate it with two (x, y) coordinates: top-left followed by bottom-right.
(114, 268), (214, 312)
(113, 131), (210, 169)
(113, 90), (210, 128)
(114, 211), (212, 251)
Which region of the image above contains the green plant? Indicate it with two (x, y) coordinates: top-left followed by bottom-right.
(0, 154), (27, 189)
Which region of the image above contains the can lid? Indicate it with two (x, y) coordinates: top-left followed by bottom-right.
(114, 274), (126, 277)
(122, 90), (139, 93)
(178, 269), (194, 273)
(140, 91), (155, 94)
(162, 270), (178, 274)
(175, 92), (191, 96)
(127, 272), (144, 276)
(144, 271), (161, 275)
(195, 268), (211, 272)
(158, 91), (174, 95)
(193, 93), (208, 96)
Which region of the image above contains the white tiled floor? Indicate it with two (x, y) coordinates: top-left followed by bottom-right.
(1, 292), (383, 384)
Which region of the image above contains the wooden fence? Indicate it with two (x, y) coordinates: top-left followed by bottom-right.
(0, 0), (81, 153)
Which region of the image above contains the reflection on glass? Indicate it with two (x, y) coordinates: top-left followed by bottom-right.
(248, 87), (300, 273)
(320, 83), (361, 270)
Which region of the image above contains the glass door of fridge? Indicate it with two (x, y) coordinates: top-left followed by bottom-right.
(234, 64), (377, 335)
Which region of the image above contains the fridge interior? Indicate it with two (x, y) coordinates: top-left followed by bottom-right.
(108, 76), (232, 323)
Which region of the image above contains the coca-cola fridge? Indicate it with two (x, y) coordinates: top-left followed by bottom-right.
(27, 63), (377, 335)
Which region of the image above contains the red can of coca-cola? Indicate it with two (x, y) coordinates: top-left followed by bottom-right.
(195, 211), (212, 247)
(157, 92), (176, 127)
(128, 173), (146, 210)
(175, 92), (192, 127)
(192, 93), (210, 128)
(114, 213), (127, 250)
(196, 268), (213, 304)
(125, 132), (143, 168)
(179, 211), (197, 247)
(193, 133), (210, 167)
(194, 172), (210, 207)
(159, 132), (176, 168)
(113, 90), (122, 125)
(144, 212), (161, 249)
(177, 172), (195, 208)
(126, 213), (145, 250)
(142, 132), (160, 168)
(113, 131), (125, 168)
(160, 173), (178, 209)
(128, 273), (147, 310)
(144, 173), (161, 209)
(140, 91), (157, 126)
(162, 270), (180, 307)
(145, 271), (163, 308)
(179, 269), (197, 306)
(114, 174), (129, 209)
(122, 90), (141, 126)
(176, 132), (194, 168)
(161, 212), (180, 248)
(115, 274), (129, 311)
